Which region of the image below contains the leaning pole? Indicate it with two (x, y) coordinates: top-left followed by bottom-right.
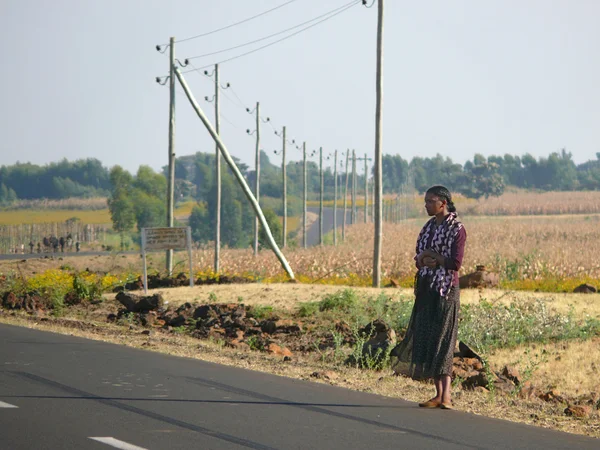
(173, 67), (295, 280)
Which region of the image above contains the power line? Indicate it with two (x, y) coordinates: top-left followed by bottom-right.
(179, 0), (360, 74)
(164, 0), (300, 46)
(184, 1), (360, 62)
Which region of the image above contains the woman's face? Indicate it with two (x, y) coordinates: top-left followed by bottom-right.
(424, 193), (446, 216)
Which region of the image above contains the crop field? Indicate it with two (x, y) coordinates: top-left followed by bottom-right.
(179, 214), (600, 292)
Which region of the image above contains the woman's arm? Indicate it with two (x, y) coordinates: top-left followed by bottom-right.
(443, 227), (467, 271)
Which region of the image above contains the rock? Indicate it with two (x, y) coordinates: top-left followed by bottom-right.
(539, 389), (565, 403)
(462, 372), (489, 390)
(518, 381), (540, 400)
(140, 330), (151, 335)
(573, 284), (597, 294)
(493, 375), (516, 394)
(136, 294), (164, 312)
(311, 371), (339, 381)
(116, 292), (163, 312)
(386, 278), (400, 288)
(501, 365), (521, 386)
(283, 356), (292, 362)
(474, 386), (490, 394)
(459, 266), (499, 289)
(266, 343), (293, 357)
(168, 315), (187, 328)
(564, 405), (590, 418)
(193, 304), (217, 320)
(2, 292), (20, 309)
(452, 366), (471, 380)
(106, 313), (117, 322)
(360, 319), (397, 356)
(456, 341), (482, 361)
(260, 320), (278, 334)
(140, 313), (156, 327)
(464, 357), (484, 371)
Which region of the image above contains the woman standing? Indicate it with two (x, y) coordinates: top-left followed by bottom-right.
(392, 185), (467, 410)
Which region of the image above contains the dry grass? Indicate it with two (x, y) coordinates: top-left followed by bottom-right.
(460, 191), (600, 216)
(0, 209), (112, 226)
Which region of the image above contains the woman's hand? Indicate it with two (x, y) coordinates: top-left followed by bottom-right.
(417, 249), (444, 269)
(422, 256), (438, 269)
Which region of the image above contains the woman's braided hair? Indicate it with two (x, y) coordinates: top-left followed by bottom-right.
(426, 185), (457, 213)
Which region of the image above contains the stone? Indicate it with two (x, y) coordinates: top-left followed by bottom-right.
(518, 381), (540, 400)
(539, 389), (565, 403)
(474, 386), (489, 394)
(266, 343), (293, 357)
(140, 313), (156, 327)
(564, 405), (590, 418)
(573, 284), (597, 294)
(387, 278), (400, 288)
(168, 315), (187, 328)
(311, 371), (339, 381)
(462, 372), (489, 390)
(260, 320), (278, 334)
(459, 266), (499, 289)
(116, 292), (163, 312)
(452, 367), (471, 380)
(464, 357), (484, 371)
(136, 294), (164, 312)
(360, 320), (397, 356)
(2, 292), (20, 309)
(493, 375), (516, 394)
(501, 365), (521, 386)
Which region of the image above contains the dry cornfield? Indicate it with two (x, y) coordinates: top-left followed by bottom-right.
(168, 213), (600, 288)
(455, 190), (600, 216)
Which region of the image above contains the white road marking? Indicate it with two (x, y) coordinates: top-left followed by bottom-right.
(0, 401), (18, 408)
(89, 437), (148, 450)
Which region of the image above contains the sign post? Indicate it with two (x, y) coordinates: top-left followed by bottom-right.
(141, 227), (194, 294)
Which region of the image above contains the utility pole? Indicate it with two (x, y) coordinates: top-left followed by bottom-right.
(275, 127), (293, 248)
(351, 150), (357, 224)
(371, 178), (375, 220)
(354, 154), (373, 223)
(333, 150), (338, 246)
(364, 153), (369, 223)
(254, 102), (260, 255)
(319, 147), (324, 246)
(342, 151), (350, 241)
(166, 36), (176, 276)
(282, 127), (287, 248)
(214, 64), (221, 272)
(246, 103), (268, 255)
(373, 0), (384, 287)
(303, 142), (308, 249)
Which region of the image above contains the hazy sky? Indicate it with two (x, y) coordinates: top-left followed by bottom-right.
(1, 0), (599, 175)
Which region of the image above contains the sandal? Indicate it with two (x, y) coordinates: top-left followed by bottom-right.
(440, 402), (454, 410)
(418, 400), (441, 408)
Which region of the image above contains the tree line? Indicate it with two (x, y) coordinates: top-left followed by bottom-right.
(3, 150), (599, 249)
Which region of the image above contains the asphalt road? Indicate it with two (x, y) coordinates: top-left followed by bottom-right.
(306, 207), (349, 247)
(1, 323), (597, 450)
(0, 251), (135, 261)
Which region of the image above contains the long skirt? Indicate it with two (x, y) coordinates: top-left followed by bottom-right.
(391, 277), (460, 380)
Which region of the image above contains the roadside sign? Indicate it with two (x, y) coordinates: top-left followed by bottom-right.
(141, 227), (194, 293)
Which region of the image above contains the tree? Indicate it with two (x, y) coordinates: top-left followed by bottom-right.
(107, 166), (136, 250)
(259, 208), (282, 249)
(458, 161), (505, 199)
(189, 203), (211, 244)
